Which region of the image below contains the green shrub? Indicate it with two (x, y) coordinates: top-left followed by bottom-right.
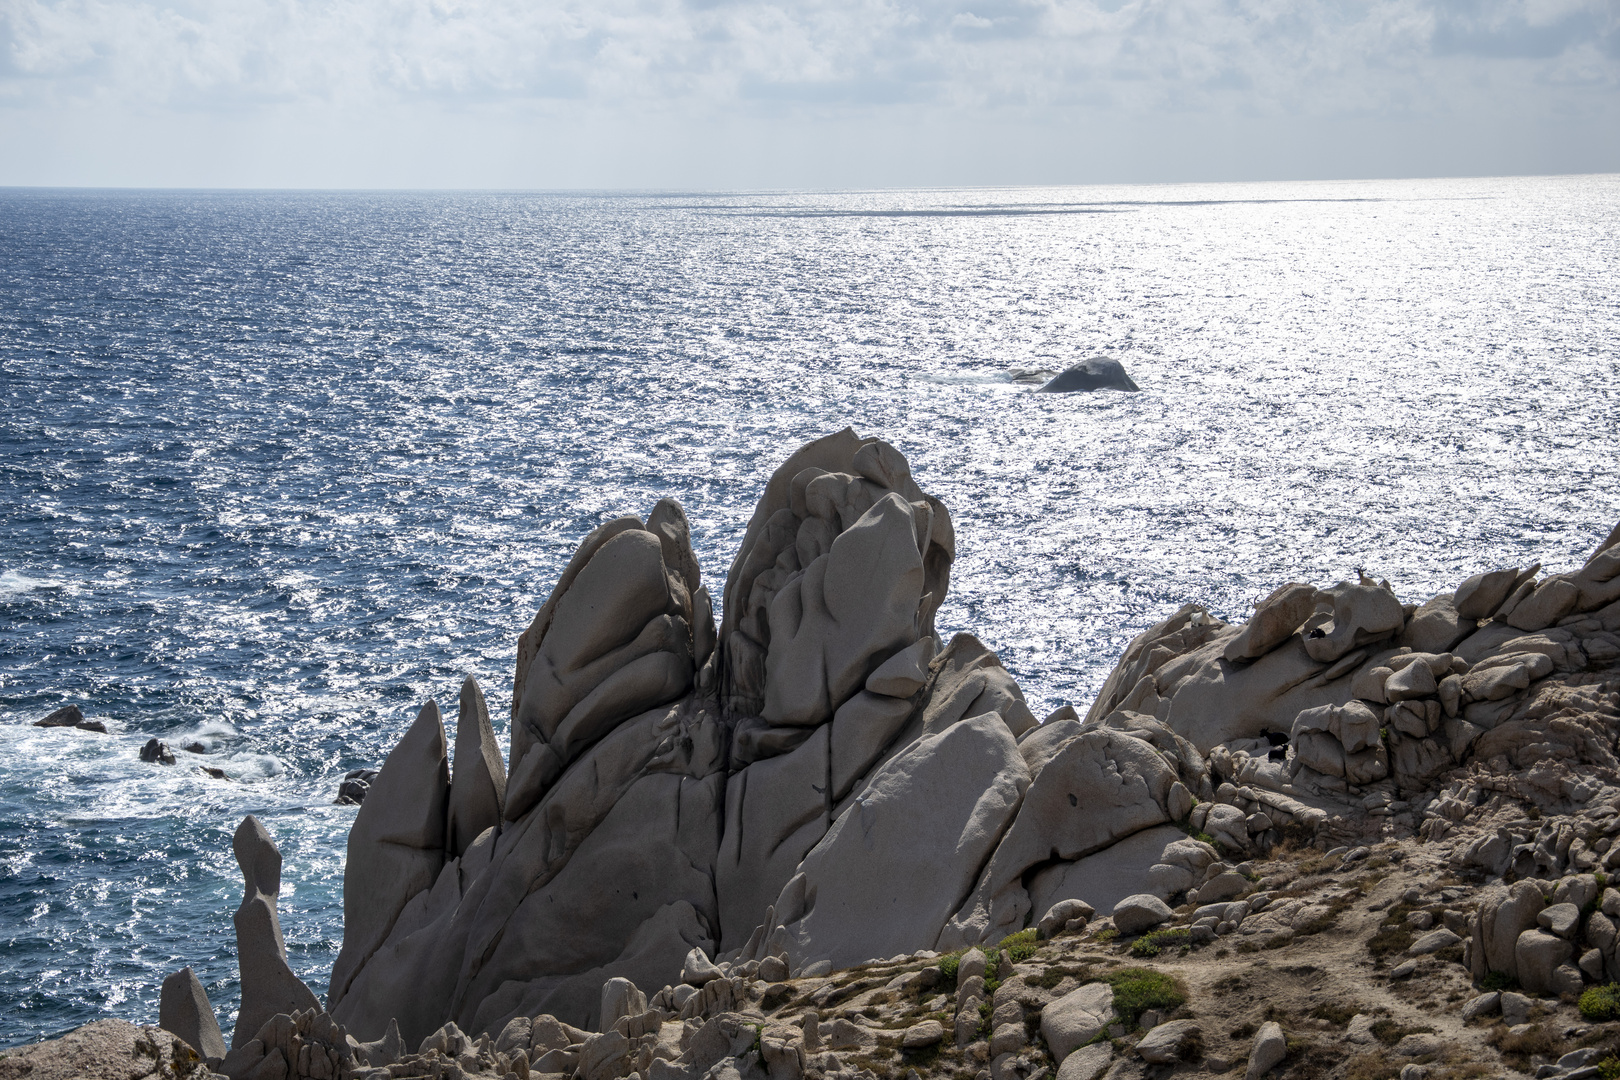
(937, 950), (965, 986)
(1103, 968), (1187, 1025)
(1596, 1056), (1620, 1080)
(1479, 971), (1519, 992)
(999, 929), (1039, 964)
(1093, 928), (1119, 944)
(1579, 984), (1620, 1021)
(1130, 928), (1191, 958)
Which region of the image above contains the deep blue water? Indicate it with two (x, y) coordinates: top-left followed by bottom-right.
(1, 178), (1617, 1048)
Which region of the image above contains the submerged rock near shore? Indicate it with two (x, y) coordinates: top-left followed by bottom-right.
(22, 429), (1620, 1080)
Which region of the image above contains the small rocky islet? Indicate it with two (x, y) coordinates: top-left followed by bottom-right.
(8, 430), (1620, 1080)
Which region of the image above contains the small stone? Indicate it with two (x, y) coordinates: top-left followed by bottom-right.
(759, 956), (789, 982)
(958, 948), (988, 985)
(1399, 1066), (1427, 1080)
(1245, 1021), (1286, 1080)
(1500, 992), (1532, 1026)
(1133, 1020), (1200, 1065)
(1054, 1043), (1111, 1080)
(1460, 992), (1500, 1021)
(683, 948), (723, 986)
(902, 1021), (944, 1049)
(1346, 1015), (1375, 1044)
(1391, 959), (1418, 979)
(1408, 928), (1461, 955)
(1393, 1034), (1442, 1057)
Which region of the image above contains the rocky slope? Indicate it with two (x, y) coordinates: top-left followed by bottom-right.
(13, 430), (1620, 1080)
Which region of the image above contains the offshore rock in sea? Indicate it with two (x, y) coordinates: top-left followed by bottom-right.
(316, 427), (1620, 1044)
(1033, 355), (1140, 393)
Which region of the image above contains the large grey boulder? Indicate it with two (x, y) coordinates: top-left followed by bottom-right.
(229, 816), (320, 1048)
(333, 700), (726, 1042)
(1470, 881), (1546, 985)
(941, 728), (1179, 947)
(1454, 568), (1524, 620)
(1303, 584), (1405, 664)
(159, 966), (226, 1063)
(1042, 982), (1115, 1062)
(1246, 1021), (1287, 1080)
(1516, 929), (1574, 995)
(327, 699), (450, 1012)
(1224, 584), (1316, 663)
(1135, 1019), (1200, 1064)
(714, 724), (832, 951)
(767, 712), (1030, 971)
(1027, 825), (1192, 918)
(1111, 894), (1172, 935)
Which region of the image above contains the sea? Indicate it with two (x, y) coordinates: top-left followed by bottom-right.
(1, 176), (1616, 1048)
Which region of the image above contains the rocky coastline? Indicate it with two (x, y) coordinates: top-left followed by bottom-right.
(6, 430), (1620, 1080)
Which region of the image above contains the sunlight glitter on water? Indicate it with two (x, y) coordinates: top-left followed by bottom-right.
(0, 175), (1617, 1045)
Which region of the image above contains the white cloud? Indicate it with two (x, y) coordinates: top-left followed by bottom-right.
(0, 0), (1614, 185)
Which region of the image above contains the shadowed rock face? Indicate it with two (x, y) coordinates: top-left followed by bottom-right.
(1034, 356), (1140, 392)
(316, 429), (1620, 1045)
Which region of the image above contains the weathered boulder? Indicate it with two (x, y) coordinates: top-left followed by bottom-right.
(1111, 894), (1172, 935)
(508, 502), (705, 818)
(714, 724), (831, 951)
(1470, 881), (1545, 985)
(0, 1018), (212, 1080)
(1041, 982), (1115, 1062)
(229, 816), (320, 1048)
(1135, 1019), (1200, 1064)
(1027, 825), (1190, 919)
(1224, 584), (1317, 663)
(1515, 929), (1574, 995)
(768, 712), (1029, 971)
(1303, 585), (1405, 664)
(159, 966), (227, 1063)
(1454, 568), (1523, 620)
(1399, 593), (1475, 653)
(1246, 1021), (1286, 1080)
(1034, 356), (1140, 393)
(942, 728), (1179, 947)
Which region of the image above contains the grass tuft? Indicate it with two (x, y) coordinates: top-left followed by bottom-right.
(998, 929), (1039, 964)
(1580, 984), (1620, 1021)
(1102, 967), (1187, 1025)
(1130, 928), (1192, 958)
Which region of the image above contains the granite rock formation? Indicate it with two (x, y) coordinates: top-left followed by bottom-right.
(306, 430), (1620, 1054)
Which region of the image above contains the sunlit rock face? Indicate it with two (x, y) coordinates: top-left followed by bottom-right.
(323, 428), (1620, 1044)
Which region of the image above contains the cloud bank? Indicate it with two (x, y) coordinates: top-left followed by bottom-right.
(1, 0), (1616, 187)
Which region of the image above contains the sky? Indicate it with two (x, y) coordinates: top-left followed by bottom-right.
(0, 0), (1616, 188)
